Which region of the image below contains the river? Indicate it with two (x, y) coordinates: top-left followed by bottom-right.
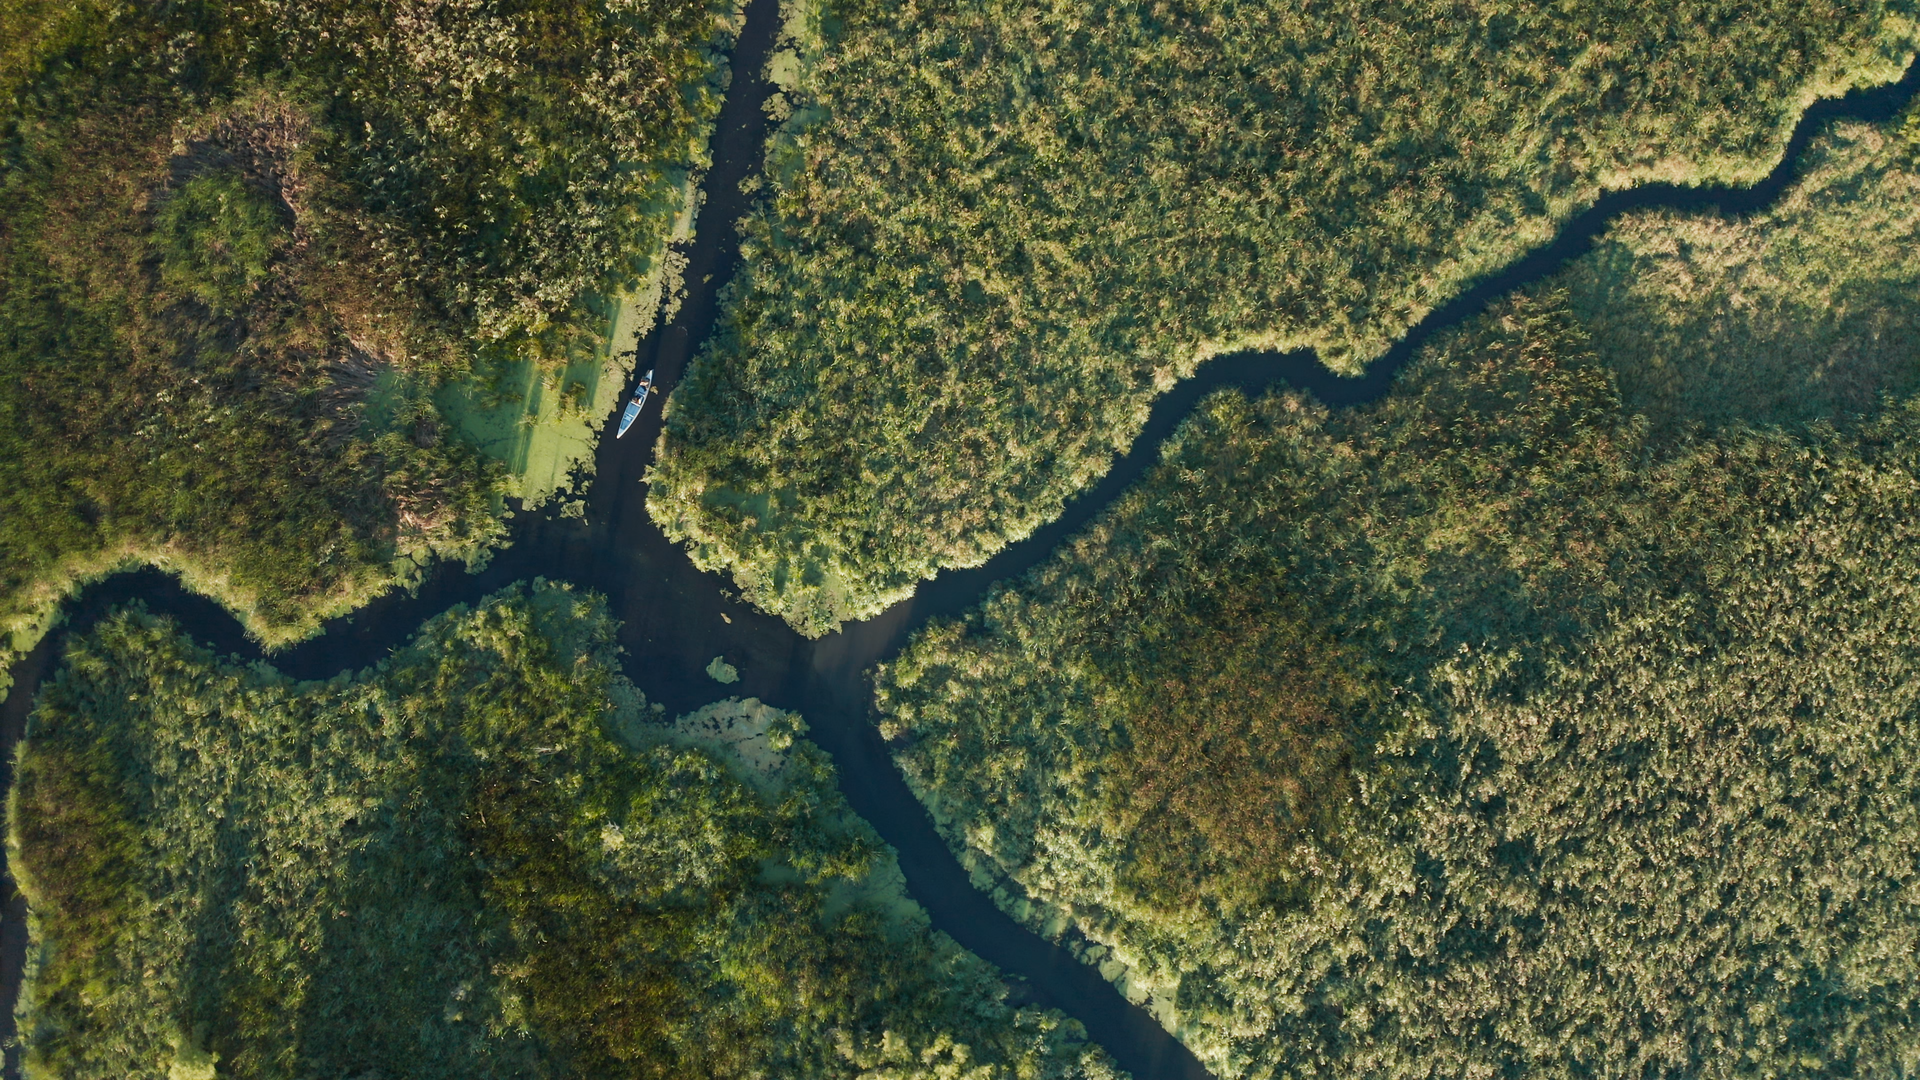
(3, 4), (1918, 1075)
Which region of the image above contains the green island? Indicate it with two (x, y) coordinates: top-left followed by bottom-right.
(0, 0), (728, 690)
(10, 582), (1115, 1080)
(875, 118), (1920, 1077)
(652, 0), (1920, 634)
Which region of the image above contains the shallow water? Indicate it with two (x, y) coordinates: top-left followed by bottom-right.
(4, 8), (1918, 1076)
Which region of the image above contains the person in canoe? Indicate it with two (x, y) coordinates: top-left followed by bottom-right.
(616, 368), (655, 439)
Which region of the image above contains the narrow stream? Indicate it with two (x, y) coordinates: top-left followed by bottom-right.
(4, 8), (1918, 1075)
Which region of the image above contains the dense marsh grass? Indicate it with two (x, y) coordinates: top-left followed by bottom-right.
(0, 0), (732, 691)
(875, 125), (1920, 1077)
(652, 0), (1920, 634)
(11, 582), (1118, 1080)
(1569, 120), (1920, 433)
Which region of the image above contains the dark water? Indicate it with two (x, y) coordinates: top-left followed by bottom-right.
(4, 9), (1919, 1074)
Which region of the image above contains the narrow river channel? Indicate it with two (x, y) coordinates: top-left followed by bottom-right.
(4, 6), (1919, 1075)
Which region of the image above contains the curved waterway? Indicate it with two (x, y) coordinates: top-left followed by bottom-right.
(5, 6), (1920, 1073)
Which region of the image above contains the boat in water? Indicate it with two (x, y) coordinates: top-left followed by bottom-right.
(615, 368), (655, 439)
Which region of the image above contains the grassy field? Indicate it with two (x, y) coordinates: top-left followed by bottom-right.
(11, 582), (1118, 1080)
(874, 122), (1920, 1077)
(0, 0), (729, 693)
(650, 0), (1920, 635)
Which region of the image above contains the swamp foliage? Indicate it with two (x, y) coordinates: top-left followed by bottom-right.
(875, 125), (1920, 1077)
(0, 0), (730, 687)
(652, 0), (1920, 634)
(11, 582), (1117, 1080)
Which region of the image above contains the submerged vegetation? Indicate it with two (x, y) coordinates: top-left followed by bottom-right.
(876, 122), (1920, 1076)
(12, 582), (1117, 1080)
(653, 0), (1920, 634)
(0, 0), (731, 688)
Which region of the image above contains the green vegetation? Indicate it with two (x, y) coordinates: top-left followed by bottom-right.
(433, 287), (662, 509)
(0, 0), (731, 690)
(1567, 121), (1920, 435)
(652, 0), (1920, 634)
(12, 582), (1118, 1080)
(875, 123), (1920, 1076)
(150, 169), (282, 314)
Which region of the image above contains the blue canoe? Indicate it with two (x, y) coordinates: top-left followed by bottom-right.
(615, 368), (655, 439)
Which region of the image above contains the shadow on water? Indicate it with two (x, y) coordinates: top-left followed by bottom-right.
(4, 16), (1920, 1077)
